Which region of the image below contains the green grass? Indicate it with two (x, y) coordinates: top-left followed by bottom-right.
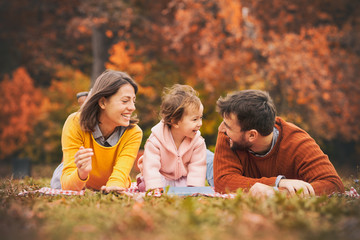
(1, 175), (360, 240)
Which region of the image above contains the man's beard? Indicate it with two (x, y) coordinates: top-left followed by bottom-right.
(229, 136), (252, 151)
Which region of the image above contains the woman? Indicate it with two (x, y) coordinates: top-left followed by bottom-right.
(51, 70), (142, 192)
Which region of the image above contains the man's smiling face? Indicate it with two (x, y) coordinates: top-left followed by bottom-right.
(218, 113), (253, 151)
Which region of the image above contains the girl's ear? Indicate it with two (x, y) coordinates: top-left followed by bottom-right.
(98, 97), (106, 109)
(170, 119), (179, 128)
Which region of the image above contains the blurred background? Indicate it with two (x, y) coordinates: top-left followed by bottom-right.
(0, 0), (359, 178)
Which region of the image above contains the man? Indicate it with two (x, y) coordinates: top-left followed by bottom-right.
(213, 89), (344, 197)
(76, 91), (89, 106)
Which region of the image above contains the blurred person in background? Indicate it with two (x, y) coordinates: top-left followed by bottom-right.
(76, 91), (88, 106)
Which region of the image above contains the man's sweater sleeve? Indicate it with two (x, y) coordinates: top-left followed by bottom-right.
(291, 131), (345, 195)
(213, 132), (276, 193)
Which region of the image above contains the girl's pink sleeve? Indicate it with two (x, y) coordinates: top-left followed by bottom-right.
(187, 139), (207, 186)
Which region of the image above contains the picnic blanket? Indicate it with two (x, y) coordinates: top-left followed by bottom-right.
(18, 183), (359, 199)
(18, 182), (236, 198)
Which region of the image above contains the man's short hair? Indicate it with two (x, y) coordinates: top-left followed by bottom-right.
(216, 89), (276, 136)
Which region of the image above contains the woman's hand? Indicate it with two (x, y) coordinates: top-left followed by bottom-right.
(100, 186), (125, 194)
(74, 146), (93, 180)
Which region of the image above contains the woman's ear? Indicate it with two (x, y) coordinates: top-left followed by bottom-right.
(98, 97), (106, 109)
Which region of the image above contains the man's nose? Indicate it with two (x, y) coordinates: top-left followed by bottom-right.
(218, 121), (226, 133)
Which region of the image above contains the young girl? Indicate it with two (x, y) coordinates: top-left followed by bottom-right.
(138, 84), (206, 191)
(51, 70), (142, 193)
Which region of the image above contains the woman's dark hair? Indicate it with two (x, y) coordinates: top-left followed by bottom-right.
(80, 70), (139, 131)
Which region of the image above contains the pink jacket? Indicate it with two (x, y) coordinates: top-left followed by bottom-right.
(142, 121), (206, 190)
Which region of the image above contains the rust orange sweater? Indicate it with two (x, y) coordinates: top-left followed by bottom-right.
(214, 117), (344, 195)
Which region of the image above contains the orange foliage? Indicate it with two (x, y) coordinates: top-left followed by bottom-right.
(106, 41), (152, 97)
(40, 67), (90, 155)
(0, 67), (47, 159)
(17, 66), (91, 163)
(160, 0), (360, 141)
(163, 0), (264, 95)
(2, 0), (358, 163)
(264, 26), (360, 140)
(47, 66), (91, 112)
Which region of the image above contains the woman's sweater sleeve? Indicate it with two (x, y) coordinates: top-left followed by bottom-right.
(60, 113), (88, 191)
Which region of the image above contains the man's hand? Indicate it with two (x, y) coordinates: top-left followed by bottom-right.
(249, 182), (276, 198)
(74, 146), (93, 180)
(278, 179), (315, 197)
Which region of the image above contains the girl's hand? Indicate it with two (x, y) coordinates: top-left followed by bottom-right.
(74, 146), (93, 180)
(100, 186), (125, 194)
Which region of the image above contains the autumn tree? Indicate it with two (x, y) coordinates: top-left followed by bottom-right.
(0, 68), (46, 160)
(106, 40), (186, 142)
(251, 0), (360, 167)
(25, 66), (91, 164)
(157, 0), (360, 145)
(103, 0), (186, 141)
(1, 0), (359, 167)
(263, 26), (360, 140)
(0, 0), (92, 86)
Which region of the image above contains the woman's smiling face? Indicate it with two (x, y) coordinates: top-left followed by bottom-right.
(99, 83), (136, 129)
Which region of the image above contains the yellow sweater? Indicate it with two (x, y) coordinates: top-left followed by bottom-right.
(60, 112), (143, 191)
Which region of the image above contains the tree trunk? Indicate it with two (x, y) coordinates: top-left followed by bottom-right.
(91, 24), (107, 86)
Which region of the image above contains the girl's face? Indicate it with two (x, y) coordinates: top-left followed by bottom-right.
(173, 104), (203, 139)
(99, 83), (136, 130)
